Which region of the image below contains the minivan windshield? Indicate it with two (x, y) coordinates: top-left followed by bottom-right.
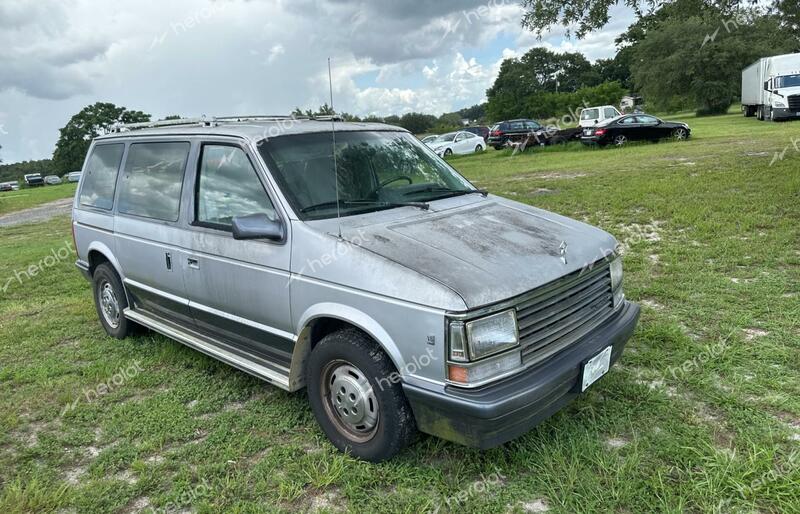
(258, 131), (476, 220)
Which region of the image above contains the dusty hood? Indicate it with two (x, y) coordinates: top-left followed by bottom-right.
(342, 198), (617, 310)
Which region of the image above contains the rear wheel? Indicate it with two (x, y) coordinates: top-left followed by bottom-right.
(613, 134), (627, 147)
(92, 263), (135, 339)
(306, 328), (418, 462)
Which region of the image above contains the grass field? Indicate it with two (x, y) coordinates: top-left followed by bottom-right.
(0, 183), (77, 216)
(0, 112), (798, 513)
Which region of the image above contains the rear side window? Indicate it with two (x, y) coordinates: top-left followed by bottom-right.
(79, 144), (124, 210)
(118, 142), (190, 221)
(196, 145), (276, 228)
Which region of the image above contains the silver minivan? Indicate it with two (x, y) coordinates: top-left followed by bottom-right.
(73, 116), (639, 462)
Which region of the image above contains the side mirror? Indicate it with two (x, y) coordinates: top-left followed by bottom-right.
(232, 213), (284, 241)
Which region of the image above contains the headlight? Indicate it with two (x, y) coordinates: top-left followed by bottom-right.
(465, 309), (519, 360)
(774, 101), (786, 108)
(610, 256), (624, 307)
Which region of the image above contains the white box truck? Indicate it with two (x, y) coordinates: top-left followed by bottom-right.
(742, 52), (800, 121)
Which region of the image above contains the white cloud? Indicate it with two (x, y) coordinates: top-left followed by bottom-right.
(0, 0), (633, 163)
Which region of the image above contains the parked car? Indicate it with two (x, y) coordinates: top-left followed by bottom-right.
(463, 126), (490, 141)
(73, 116), (639, 462)
(579, 105), (622, 128)
(487, 119), (545, 149)
(67, 171), (82, 183)
(24, 173), (45, 187)
(45, 175), (62, 185)
(581, 114), (691, 147)
(425, 130), (486, 156)
(0, 181), (18, 192)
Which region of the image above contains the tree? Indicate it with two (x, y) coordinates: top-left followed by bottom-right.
(53, 103), (150, 172)
(398, 112), (437, 134)
(520, 0), (783, 38)
(630, 11), (794, 114)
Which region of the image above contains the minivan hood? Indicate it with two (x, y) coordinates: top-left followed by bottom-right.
(339, 198), (617, 310)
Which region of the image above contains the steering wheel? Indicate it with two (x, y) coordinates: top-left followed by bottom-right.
(376, 175), (413, 190)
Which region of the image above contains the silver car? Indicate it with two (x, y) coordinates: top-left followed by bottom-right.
(73, 116), (639, 462)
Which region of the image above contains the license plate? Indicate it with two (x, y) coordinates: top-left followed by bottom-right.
(581, 346), (612, 392)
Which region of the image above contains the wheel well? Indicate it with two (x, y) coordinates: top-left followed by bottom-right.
(87, 250), (112, 275)
(308, 317), (353, 349)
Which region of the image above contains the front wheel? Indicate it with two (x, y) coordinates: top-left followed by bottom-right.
(474, 145), (484, 153)
(306, 328), (418, 462)
(444, 148), (453, 156)
(673, 128), (689, 141)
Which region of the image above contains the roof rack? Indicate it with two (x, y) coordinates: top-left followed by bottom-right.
(109, 114), (345, 133)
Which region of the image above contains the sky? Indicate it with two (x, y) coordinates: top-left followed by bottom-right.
(0, 0), (635, 164)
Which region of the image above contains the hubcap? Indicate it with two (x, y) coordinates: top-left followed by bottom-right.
(675, 129), (686, 140)
(321, 361), (379, 442)
(99, 281), (120, 328)
(615, 135), (626, 146)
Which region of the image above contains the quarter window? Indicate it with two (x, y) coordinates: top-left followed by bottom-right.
(196, 145), (276, 228)
(79, 144), (124, 210)
(117, 142), (190, 221)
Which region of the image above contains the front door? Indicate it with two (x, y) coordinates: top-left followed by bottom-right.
(179, 141), (294, 369)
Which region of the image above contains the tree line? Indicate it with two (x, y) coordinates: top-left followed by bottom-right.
(493, 0), (800, 119)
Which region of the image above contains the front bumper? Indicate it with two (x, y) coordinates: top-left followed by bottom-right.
(403, 300), (640, 449)
(771, 107), (800, 120)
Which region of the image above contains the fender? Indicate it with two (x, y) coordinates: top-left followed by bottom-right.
(289, 303), (405, 392)
(86, 241), (125, 281)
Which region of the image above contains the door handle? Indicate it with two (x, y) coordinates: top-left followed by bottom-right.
(187, 258), (199, 269)
(165, 252), (172, 271)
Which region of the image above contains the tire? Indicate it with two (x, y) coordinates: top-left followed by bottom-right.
(613, 134), (627, 147)
(306, 328), (418, 462)
(92, 263), (134, 339)
(673, 128), (688, 141)
(474, 145), (484, 153)
(444, 148), (453, 156)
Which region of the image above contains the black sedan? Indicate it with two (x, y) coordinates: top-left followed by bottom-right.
(581, 114), (690, 147)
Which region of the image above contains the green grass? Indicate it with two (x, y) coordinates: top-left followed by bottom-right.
(0, 184), (77, 216)
(1, 112), (799, 513)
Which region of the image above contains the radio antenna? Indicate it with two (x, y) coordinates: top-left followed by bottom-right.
(328, 57), (342, 239)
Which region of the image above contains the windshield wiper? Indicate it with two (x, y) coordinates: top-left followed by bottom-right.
(403, 186), (489, 199)
(300, 199), (429, 214)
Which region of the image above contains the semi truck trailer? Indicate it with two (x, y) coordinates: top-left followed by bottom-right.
(742, 53), (800, 121)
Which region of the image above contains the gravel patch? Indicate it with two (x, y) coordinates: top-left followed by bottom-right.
(0, 198), (73, 227)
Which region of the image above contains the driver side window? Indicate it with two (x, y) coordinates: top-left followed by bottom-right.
(196, 145), (277, 229)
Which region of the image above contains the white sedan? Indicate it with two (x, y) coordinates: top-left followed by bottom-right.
(425, 131), (486, 156)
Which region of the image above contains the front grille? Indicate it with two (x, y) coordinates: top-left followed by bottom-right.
(788, 95), (800, 111)
(516, 260), (614, 366)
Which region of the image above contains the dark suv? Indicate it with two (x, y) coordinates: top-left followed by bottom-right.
(463, 126), (489, 141)
(487, 119), (544, 149)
